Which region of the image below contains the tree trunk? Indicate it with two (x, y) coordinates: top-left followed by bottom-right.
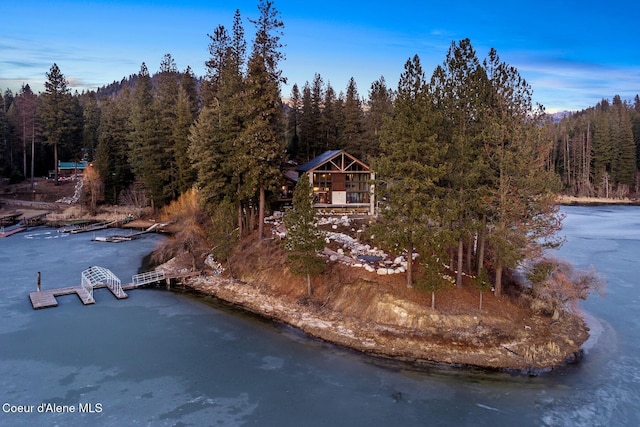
(306, 273), (312, 296)
(479, 291), (483, 311)
(477, 214), (486, 275)
(406, 244), (414, 288)
(54, 142), (59, 185)
(494, 262), (503, 296)
(30, 121), (35, 191)
(258, 183), (265, 239)
(431, 291), (435, 310)
(22, 115), (27, 178)
(237, 200), (243, 237)
(456, 238), (463, 287)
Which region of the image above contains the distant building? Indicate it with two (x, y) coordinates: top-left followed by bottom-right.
(295, 150), (375, 215)
(51, 161), (89, 180)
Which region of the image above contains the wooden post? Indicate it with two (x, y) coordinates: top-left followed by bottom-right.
(37, 272), (41, 292)
(165, 278), (170, 290)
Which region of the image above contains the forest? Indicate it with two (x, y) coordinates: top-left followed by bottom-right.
(0, 0), (637, 297)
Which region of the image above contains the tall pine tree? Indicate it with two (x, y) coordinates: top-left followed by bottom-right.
(374, 55), (447, 287)
(129, 62), (163, 209)
(41, 64), (78, 184)
(242, 0), (286, 239)
(431, 39), (487, 287)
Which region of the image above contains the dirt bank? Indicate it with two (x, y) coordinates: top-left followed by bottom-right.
(162, 236), (589, 374)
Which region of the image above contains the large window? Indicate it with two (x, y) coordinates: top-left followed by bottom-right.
(346, 173), (370, 203)
(312, 173), (331, 203)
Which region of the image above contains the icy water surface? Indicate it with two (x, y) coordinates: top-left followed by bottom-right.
(0, 208), (639, 426)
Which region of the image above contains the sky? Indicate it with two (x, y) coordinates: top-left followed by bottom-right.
(1, 0), (639, 113)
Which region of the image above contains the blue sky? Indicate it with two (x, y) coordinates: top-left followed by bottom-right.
(1, 0), (639, 113)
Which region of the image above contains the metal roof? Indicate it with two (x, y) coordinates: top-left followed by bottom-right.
(58, 161), (88, 170)
(297, 150), (345, 172)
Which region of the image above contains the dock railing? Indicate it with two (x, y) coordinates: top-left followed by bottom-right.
(81, 266), (124, 298)
(132, 270), (166, 287)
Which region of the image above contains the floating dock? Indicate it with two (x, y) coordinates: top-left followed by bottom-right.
(29, 286), (97, 308)
(29, 267), (200, 309)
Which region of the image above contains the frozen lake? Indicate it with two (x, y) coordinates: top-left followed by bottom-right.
(1, 206), (639, 426)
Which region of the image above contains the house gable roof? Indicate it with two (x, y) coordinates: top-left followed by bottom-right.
(297, 150), (370, 173)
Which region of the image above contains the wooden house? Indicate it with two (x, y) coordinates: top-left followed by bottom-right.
(296, 150), (375, 215)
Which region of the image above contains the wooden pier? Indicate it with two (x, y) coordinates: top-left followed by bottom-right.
(29, 267), (201, 309)
(29, 286), (97, 308)
(28, 281), (156, 309)
(0, 211), (50, 238)
(0, 212), (22, 225)
(0, 226), (26, 238)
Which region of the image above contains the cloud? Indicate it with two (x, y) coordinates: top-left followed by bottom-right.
(503, 52), (640, 112)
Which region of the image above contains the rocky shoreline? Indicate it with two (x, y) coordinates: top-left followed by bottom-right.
(165, 266), (588, 375)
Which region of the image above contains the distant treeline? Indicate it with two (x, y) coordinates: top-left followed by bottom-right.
(549, 96), (640, 198)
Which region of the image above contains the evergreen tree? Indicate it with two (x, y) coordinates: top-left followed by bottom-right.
(190, 8), (247, 234)
(155, 53), (181, 203)
(81, 92), (100, 161)
(591, 100), (615, 196)
(41, 63), (78, 184)
(339, 77), (366, 158)
(11, 84), (39, 181)
(322, 83), (339, 152)
(299, 82), (314, 161)
(242, 0), (286, 239)
(632, 95), (640, 173)
(203, 21), (232, 108)
(482, 48), (562, 296)
(309, 73), (325, 156)
(0, 91), (10, 176)
(129, 62), (160, 208)
(286, 83), (302, 159)
(365, 76), (394, 161)
(431, 39), (487, 287)
(174, 85), (197, 194)
(65, 94), (85, 162)
(189, 105), (235, 207)
(180, 66), (200, 117)
(298, 75), (324, 161)
(95, 90), (134, 204)
(284, 173), (326, 296)
(373, 55), (447, 287)
(611, 95), (636, 187)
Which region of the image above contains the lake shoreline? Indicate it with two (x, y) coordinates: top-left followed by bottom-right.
(557, 195), (640, 206)
(169, 269), (589, 376)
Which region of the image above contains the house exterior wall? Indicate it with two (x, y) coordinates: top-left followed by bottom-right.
(298, 150), (375, 215)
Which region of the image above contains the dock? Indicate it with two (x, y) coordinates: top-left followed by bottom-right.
(0, 226), (26, 238)
(29, 267), (200, 309)
(90, 222), (163, 243)
(0, 212), (22, 225)
(29, 285), (97, 308)
(0, 211), (50, 238)
(58, 215), (135, 234)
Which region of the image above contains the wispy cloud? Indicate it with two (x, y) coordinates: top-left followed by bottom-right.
(501, 51), (640, 112)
